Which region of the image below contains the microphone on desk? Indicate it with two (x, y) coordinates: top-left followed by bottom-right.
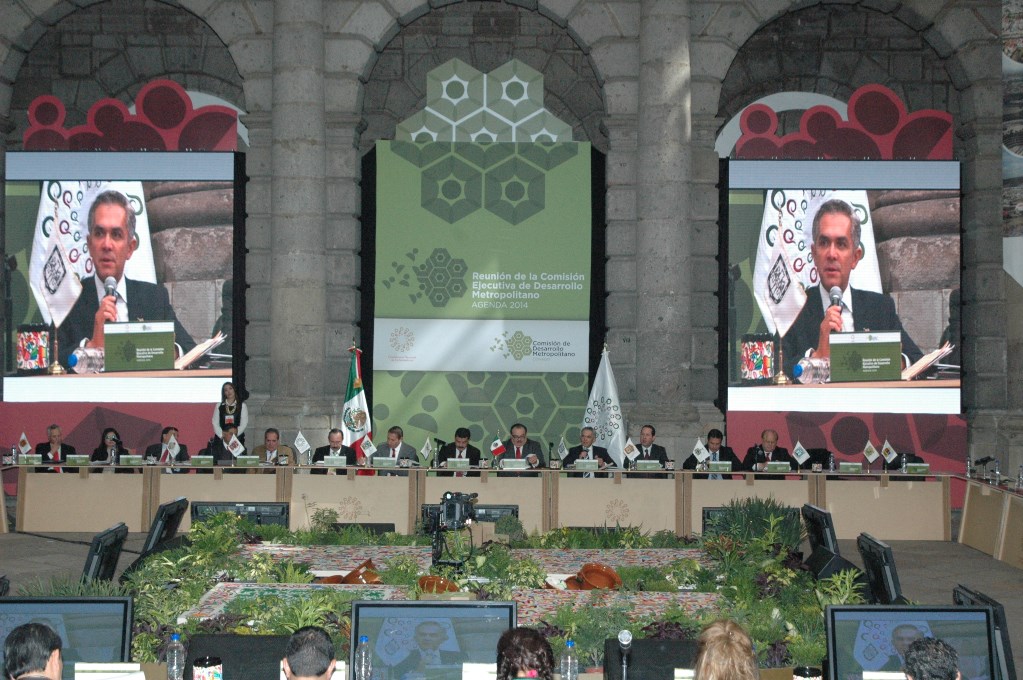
(104, 276), (118, 298)
(974, 456), (994, 467)
(829, 286), (842, 308)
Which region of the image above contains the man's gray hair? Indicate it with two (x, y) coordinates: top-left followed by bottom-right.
(812, 198), (862, 250)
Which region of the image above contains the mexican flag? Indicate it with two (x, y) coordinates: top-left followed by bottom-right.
(342, 346), (373, 471)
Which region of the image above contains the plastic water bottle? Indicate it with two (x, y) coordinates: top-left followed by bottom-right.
(993, 459), (1001, 484)
(792, 357), (829, 384)
(560, 639), (579, 680)
(900, 452), (908, 473)
(68, 347), (105, 373)
(966, 455), (972, 478)
(1015, 465), (1022, 492)
(827, 451), (835, 472)
(354, 635), (372, 680)
(166, 633), (185, 680)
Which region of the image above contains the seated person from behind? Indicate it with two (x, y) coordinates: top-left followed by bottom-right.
(782, 198), (922, 379)
(144, 426), (189, 467)
(563, 426), (614, 477)
(34, 424), (76, 472)
(744, 429), (797, 472)
(903, 637), (960, 680)
(684, 428), (741, 479)
(3, 621), (64, 680)
(281, 625), (336, 680)
(436, 427), (481, 476)
(693, 619), (758, 680)
(252, 427), (295, 466)
(57, 189), (195, 369)
(496, 627), (555, 680)
(391, 620), (468, 680)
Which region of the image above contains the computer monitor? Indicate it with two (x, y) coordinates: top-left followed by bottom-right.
(801, 503), (861, 580)
(190, 501), (289, 526)
(142, 497), (189, 556)
(349, 600), (516, 679)
(81, 523), (129, 583)
(952, 585), (1016, 680)
(826, 605), (997, 680)
(0, 597), (133, 680)
(856, 532), (908, 605)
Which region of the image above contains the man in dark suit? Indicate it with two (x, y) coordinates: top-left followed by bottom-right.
(34, 424), (76, 473)
(377, 425), (417, 476)
(781, 198), (922, 379)
(563, 426), (614, 478)
(310, 428), (356, 474)
(144, 425), (190, 471)
(684, 428), (742, 479)
(390, 621), (468, 680)
(436, 427), (481, 477)
(55, 190), (195, 369)
(744, 428), (797, 472)
(880, 624), (925, 672)
(499, 422), (545, 476)
(635, 424), (670, 466)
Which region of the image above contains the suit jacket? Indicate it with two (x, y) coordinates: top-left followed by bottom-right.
(143, 442), (190, 473)
(436, 442), (481, 476)
(563, 444), (614, 478)
(57, 276), (197, 369)
(392, 649), (469, 680)
(683, 445), (741, 479)
(634, 443), (670, 466)
(501, 438), (545, 467)
(34, 442), (77, 472)
(782, 285), (923, 379)
(311, 444), (356, 474)
(743, 445), (797, 472)
(90, 443), (128, 464)
(251, 444), (296, 466)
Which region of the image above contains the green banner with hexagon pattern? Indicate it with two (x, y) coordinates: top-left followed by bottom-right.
(372, 59), (592, 450)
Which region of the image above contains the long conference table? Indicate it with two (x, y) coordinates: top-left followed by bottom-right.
(9, 464), (955, 542)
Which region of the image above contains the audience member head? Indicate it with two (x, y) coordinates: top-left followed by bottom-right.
(904, 638), (960, 680)
(693, 619), (758, 680)
(3, 622), (63, 680)
(496, 628), (554, 680)
(97, 427), (122, 451)
(221, 381), (239, 404)
(282, 626), (336, 680)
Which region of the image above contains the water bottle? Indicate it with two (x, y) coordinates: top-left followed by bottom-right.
(559, 639), (579, 680)
(68, 347), (105, 373)
(993, 459), (1001, 484)
(354, 635), (372, 680)
(1015, 465), (1022, 492)
(900, 452), (907, 473)
(166, 633), (185, 680)
(827, 451), (835, 472)
(966, 455), (972, 479)
(793, 357), (830, 384)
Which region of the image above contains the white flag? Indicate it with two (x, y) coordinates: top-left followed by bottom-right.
(31, 225), (82, 328)
(28, 181), (156, 324)
(751, 189), (881, 335)
(225, 434), (245, 457)
(360, 436), (377, 457)
(582, 347), (626, 466)
(293, 431), (311, 455)
(623, 437), (639, 461)
(18, 432), (32, 455)
(692, 438), (711, 463)
(756, 236), (806, 338)
(792, 440), (810, 465)
(880, 439), (898, 464)
(419, 438), (434, 466)
(863, 440), (880, 463)
(556, 436), (568, 461)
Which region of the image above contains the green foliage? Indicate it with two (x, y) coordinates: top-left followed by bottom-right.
(616, 565), (676, 592)
(377, 555), (422, 586)
(493, 514), (526, 542)
(309, 507), (340, 533)
(704, 497), (804, 552)
(16, 575), (130, 597)
(548, 595), (633, 668)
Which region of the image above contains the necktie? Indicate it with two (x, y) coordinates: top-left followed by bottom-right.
(582, 448), (594, 477)
(457, 449), (464, 458)
(455, 449), (465, 477)
(391, 448), (397, 458)
(644, 447), (650, 459)
(710, 450), (720, 480)
(516, 446), (522, 459)
(160, 447), (170, 464)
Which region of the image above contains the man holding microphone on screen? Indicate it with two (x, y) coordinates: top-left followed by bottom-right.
(783, 199), (922, 379)
(57, 190), (194, 368)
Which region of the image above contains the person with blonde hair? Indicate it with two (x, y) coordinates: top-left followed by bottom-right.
(694, 619), (759, 680)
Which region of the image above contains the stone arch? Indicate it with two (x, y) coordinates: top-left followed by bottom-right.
(354, 0), (610, 153)
(0, 0), (252, 142)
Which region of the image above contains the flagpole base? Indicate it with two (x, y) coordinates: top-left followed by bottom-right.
(772, 331), (789, 384)
(47, 362), (66, 375)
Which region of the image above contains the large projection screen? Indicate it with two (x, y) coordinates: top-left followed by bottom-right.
(371, 141), (594, 448)
(724, 160), (961, 415)
(2, 151), (243, 403)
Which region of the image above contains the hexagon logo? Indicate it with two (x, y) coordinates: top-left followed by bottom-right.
(421, 155), (483, 223)
(426, 59), (485, 123)
(484, 157), (545, 224)
(454, 110), (513, 143)
(395, 111), (454, 144)
(414, 247), (469, 308)
(485, 61), (544, 124)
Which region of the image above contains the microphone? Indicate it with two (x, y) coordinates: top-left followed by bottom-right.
(618, 629), (632, 656)
(829, 286), (842, 307)
(104, 276), (118, 298)
(974, 456), (994, 467)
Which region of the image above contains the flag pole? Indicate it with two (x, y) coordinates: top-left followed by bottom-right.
(43, 300), (65, 375)
(765, 307), (789, 385)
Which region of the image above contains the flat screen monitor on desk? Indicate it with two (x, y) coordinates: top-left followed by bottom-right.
(827, 605), (996, 680)
(0, 597), (133, 680)
(82, 522), (129, 583)
(953, 585), (1016, 680)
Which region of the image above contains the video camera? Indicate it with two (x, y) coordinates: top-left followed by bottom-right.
(424, 491), (478, 532)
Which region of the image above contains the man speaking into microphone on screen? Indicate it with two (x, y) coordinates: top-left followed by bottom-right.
(57, 190), (195, 369)
(783, 198), (922, 380)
